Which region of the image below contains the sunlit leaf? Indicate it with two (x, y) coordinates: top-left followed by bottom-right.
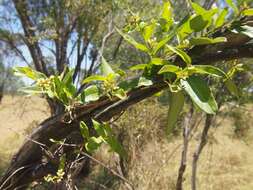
(189, 37), (227, 45)
(14, 67), (46, 80)
(166, 45), (191, 65)
(82, 85), (100, 102)
(186, 65), (227, 78)
(181, 76), (218, 114)
(130, 64), (148, 70)
(242, 9), (253, 16)
(158, 65), (181, 74)
(215, 8), (228, 28)
(82, 75), (107, 84)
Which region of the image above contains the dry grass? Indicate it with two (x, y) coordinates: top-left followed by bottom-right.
(0, 95), (49, 172)
(0, 95), (253, 190)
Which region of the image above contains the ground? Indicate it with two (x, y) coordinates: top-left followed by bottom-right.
(0, 95), (252, 190)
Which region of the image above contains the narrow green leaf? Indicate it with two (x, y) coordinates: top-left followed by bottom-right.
(19, 86), (43, 94)
(158, 65), (181, 74)
(130, 64), (148, 70)
(14, 67), (46, 80)
(143, 23), (155, 42)
(181, 76), (218, 114)
(80, 121), (89, 139)
(167, 45), (191, 65)
(167, 90), (185, 135)
(215, 8), (228, 28)
(153, 34), (173, 55)
(116, 28), (149, 52)
(150, 58), (164, 65)
(189, 37), (227, 45)
(186, 65), (227, 78)
(82, 75), (107, 84)
(162, 1), (173, 22)
(242, 9), (253, 16)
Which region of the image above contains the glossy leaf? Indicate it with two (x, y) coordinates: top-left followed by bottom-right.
(189, 37), (227, 45)
(82, 75), (107, 84)
(181, 76), (218, 114)
(137, 77), (153, 87)
(166, 45), (191, 65)
(158, 65), (181, 74)
(130, 64), (147, 70)
(82, 85), (100, 102)
(242, 9), (253, 16)
(14, 67), (46, 80)
(143, 23), (155, 41)
(215, 8), (228, 28)
(186, 65), (227, 78)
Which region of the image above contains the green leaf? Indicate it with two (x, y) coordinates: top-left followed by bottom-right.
(215, 8), (228, 28)
(186, 65), (227, 78)
(191, 2), (207, 15)
(130, 64), (148, 70)
(143, 23), (155, 42)
(82, 85), (100, 102)
(19, 86), (43, 94)
(137, 77), (153, 87)
(166, 45), (191, 65)
(166, 90), (185, 135)
(85, 137), (103, 153)
(190, 15), (209, 32)
(225, 0), (239, 15)
(82, 75), (107, 84)
(224, 79), (239, 97)
(153, 35), (173, 54)
(242, 9), (253, 16)
(181, 76), (218, 114)
(162, 1), (173, 22)
(189, 37), (227, 45)
(80, 121), (89, 139)
(116, 28), (149, 52)
(92, 119), (107, 138)
(150, 58), (165, 65)
(14, 67), (46, 80)
(101, 57), (114, 76)
(158, 65), (181, 74)
(113, 88), (127, 99)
